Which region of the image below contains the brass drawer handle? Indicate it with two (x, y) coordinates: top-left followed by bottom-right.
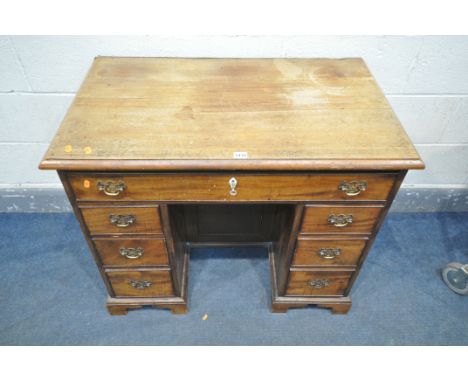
(119, 247), (144, 259)
(309, 279), (330, 289)
(109, 214), (136, 228)
(318, 248), (341, 260)
(338, 180), (367, 196)
(129, 280), (152, 289)
(97, 180), (126, 196)
(328, 214), (353, 227)
(229, 177), (238, 196)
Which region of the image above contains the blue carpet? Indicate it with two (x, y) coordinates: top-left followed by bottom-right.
(0, 212), (467, 345)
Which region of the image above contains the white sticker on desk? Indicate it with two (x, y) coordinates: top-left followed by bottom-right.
(233, 152), (248, 159)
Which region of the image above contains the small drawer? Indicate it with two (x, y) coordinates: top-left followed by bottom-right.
(93, 237), (169, 267)
(68, 172), (396, 202)
(293, 238), (367, 267)
(286, 269), (354, 296)
(301, 205), (383, 234)
(107, 269), (174, 297)
(81, 206), (162, 235)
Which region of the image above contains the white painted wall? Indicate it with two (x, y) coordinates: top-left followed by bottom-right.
(1, 35), (467, 188)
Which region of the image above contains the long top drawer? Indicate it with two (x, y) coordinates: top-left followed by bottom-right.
(68, 173), (396, 202)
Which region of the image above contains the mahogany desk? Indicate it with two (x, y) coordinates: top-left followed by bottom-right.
(40, 57), (424, 315)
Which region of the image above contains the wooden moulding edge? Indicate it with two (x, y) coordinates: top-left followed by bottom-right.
(39, 158), (425, 171)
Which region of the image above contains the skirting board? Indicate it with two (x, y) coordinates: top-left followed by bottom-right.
(0, 188), (73, 213)
(0, 187), (467, 213)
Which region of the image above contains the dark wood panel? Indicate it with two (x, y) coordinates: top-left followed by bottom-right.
(178, 204), (284, 243)
(300, 205), (383, 234)
(274, 204), (304, 295)
(68, 172), (397, 202)
(80, 206), (162, 235)
(93, 237), (169, 267)
(159, 204), (182, 295)
(107, 269), (174, 298)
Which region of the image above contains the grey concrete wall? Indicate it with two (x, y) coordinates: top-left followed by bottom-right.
(1, 36), (467, 211)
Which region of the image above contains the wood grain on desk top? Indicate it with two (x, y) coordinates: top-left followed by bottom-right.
(40, 57), (424, 171)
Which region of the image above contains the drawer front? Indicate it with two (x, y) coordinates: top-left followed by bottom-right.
(107, 270), (174, 297)
(286, 270), (353, 296)
(301, 205), (383, 234)
(68, 173), (396, 202)
(81, 206), (162, 235)
(293, 238), (367, 267)
(93, 237), (169, 267)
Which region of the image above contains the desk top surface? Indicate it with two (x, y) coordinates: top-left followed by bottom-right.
(40, 57), (424, 171)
